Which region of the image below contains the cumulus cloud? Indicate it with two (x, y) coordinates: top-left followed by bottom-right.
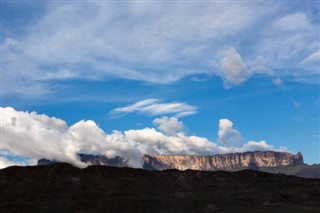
(1, 107), (86, 167)
(219, 49), (275, 88)
(220, 48), (249, 87)
(218, 118), (242, 146)
(241, 141), (289, 152)
(0, 158), (20, 169)
(153, 116), (184, 136)
(242, 141), (271, 151)
(110, 99), (197, 118)
(0, 149), (36, 169)
(1, 107), (288, 168)
(0, 157), (26, 169)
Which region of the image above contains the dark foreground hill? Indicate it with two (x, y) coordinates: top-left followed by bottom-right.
(1, 164), (320, 213)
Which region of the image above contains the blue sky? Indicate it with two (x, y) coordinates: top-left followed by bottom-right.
(1, 1), (319, 167)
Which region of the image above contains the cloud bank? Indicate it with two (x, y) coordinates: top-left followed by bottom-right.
(1, 107), (288, 169)
(0, 157), (26, 169)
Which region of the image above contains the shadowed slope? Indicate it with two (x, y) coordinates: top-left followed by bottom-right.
(1, 164), (320, 213)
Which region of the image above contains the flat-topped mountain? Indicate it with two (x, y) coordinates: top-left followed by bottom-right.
(143, 151), (304, 171)
(38, 151), (304, 169)
(37, 151), (320, 178)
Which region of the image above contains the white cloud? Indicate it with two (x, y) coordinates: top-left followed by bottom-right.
(273, 13), (312, 31)
(241, 141), (274, 151)
(1, 107), (86, 167)
(247, 56), (274, 76)
(218, 118), (242, 146)
(4, 2), (319, 97)
(153, 116), (184, 136)
(258, 11), (319, 82)
(241, 140), (288, 152)
(191, 77), (208, 82)
(110, 99), (197, 118)
(300, 51), (320, 64)
(3, 2), (257, 96)
(0, 157), (25, 169)
(1, 107), (289, 168)
(220, 48), (249, 88)
(0, 149), (36, 169)
(219, 48), (277, 88)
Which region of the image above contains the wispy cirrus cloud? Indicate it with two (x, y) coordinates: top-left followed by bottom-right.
(110, 99), (197, 118)
(2, 2), (319, 97)
(301, 51), (320, 64)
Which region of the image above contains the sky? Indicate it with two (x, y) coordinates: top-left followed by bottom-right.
(1, 1), (319, 168)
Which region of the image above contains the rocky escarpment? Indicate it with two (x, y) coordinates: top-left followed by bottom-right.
(143, 151), (304, 171)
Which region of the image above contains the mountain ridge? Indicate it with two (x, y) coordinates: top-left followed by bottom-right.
(38, 151), (304, 169)
(1, 163), (320, 212)
(36, 151), (320, 178)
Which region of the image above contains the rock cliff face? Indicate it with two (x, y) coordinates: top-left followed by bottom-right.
(38, 151), (304, 171)
(143, 151), (304, 171)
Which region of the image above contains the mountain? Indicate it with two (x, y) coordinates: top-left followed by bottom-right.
(38, 153), (128, 167)
(143, 151), (304, 171)
(37, 151), (320, 178)
(38, 151), (304, 169)
(1, 163), (320, 212)
(142, 151), (320, 178)
(79, 153), (128, 167)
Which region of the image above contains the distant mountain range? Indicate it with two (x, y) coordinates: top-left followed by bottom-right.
(38, 151), (320, 178)
(1, 163), (320, 212)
